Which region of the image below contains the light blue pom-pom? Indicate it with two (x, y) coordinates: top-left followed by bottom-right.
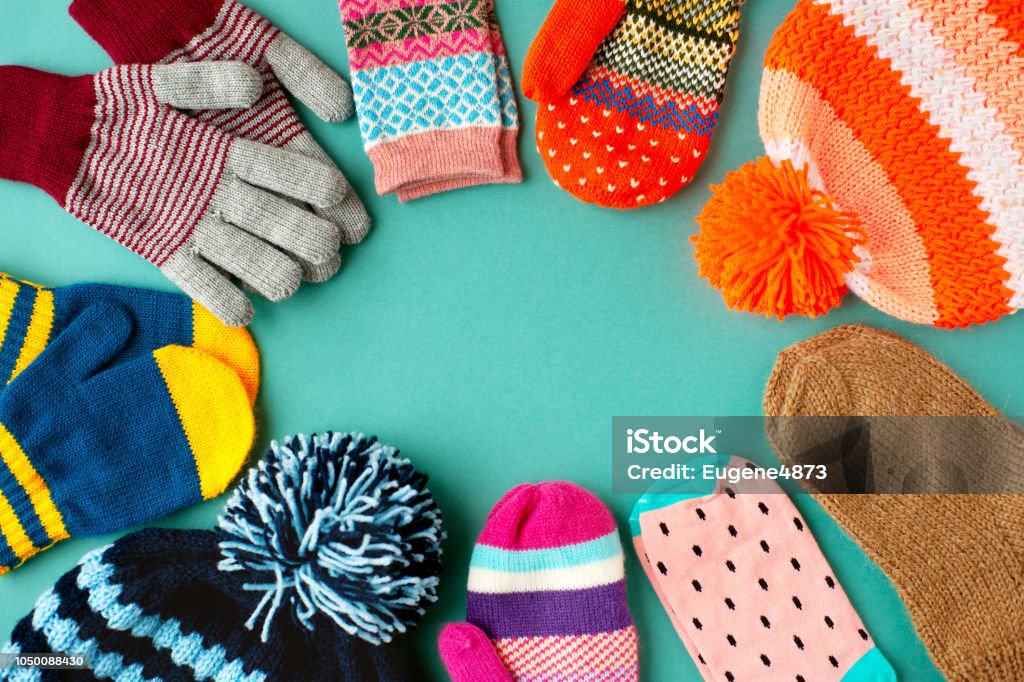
(217, 432), (444, 644)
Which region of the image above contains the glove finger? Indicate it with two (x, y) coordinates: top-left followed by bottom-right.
(315, 193), (371, 245)
(151, 62), (263, 110)
(160, 249), (254, 328)
(286, 132), (371, 244)
(240, 183), (343, 282)
(438, 623), (514, 682)
(245, 186), (344, 282)
(219, 177), (340, 267)
(253, 188), (345, 281)
(301, 253), (342, 283)
(266, 33), (354, 122)
(227, 138), (347, 208)
(14, 304), (132, 386)
(194, 216), (302, 303)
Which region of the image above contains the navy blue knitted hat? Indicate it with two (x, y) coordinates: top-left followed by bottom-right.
(1, 432), (445, 681)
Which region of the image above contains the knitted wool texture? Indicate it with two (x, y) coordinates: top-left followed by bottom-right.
(764, 325), (1024, 681)
(1, 431), (445, 680)
(0, 63), (349, 327)
(0, 273), (259, 403)
(765, 324), (1024, 494)
(439, 482), (639, 681)
(694, 0), (1024, 327)
(525, 0), (744, 208)
(70, 0), (371, 264)
(0, 530), (404, 682)
(339, 0), (522, 199)
(0, 304), (253, 574)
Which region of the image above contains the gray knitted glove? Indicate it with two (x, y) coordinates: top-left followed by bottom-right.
(0, 62), (346, 326)
(71, 0), (371, 283)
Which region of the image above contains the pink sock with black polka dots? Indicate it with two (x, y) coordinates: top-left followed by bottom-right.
(631, 456), (896, 682)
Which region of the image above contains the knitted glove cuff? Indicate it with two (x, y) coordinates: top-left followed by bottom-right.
(0, 66), (95, 202)
(70, 0), (225, 64)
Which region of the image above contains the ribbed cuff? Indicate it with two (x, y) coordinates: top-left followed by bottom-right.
(0, 275), (55, 385)
(0, 66), (96, 202)
(368, 128), (505, 195)
(0, 421), (69, 575)
(70, 0), (225, 64)
(395, 129), (522, 201)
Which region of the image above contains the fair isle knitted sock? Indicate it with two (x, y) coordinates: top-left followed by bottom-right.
(525, 0), (744, 208)
(439, 482), (639, 681)
(394, 26), (522, 202)
(630, 457), (895, 682)
(0, 273), (259, 404)
(340, 0), (521, 198)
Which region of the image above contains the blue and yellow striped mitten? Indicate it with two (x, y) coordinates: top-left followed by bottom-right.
(0, 303), (255, 574)
(0, 273), (259, 404)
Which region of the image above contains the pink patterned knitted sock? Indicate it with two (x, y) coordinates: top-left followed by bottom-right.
(394, 22), (522, 202)
(340, 0), (521, 199)
(632, 456), (896, 682)
(439, 482), (639, 681)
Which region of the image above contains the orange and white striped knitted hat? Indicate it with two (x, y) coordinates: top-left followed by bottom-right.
(692, 0), (1024, 328)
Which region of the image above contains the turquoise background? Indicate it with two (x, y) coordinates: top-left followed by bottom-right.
(3, 0), (1022, 679)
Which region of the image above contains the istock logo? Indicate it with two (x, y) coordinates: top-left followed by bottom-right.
(626, 428), (717, 455)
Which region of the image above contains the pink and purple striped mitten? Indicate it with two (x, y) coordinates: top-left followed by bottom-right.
(439, 482), (639, 681)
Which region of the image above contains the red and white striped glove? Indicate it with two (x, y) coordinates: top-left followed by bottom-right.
(70, 0), (369, 281)
(0, 63), (347, 327)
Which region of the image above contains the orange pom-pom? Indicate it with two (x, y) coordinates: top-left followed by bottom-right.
(692, 157), (867, 319)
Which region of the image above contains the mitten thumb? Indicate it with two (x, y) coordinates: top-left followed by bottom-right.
(522, 0), (626, 102)
(438, 623), (513, 682)
(10, 303), (132, 388)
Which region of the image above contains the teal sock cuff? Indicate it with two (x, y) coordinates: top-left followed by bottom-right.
(842, 646), (897, 681)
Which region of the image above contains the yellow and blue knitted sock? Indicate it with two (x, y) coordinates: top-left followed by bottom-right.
(0, 273), (259, 404)
(0, 303), (255, 574)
